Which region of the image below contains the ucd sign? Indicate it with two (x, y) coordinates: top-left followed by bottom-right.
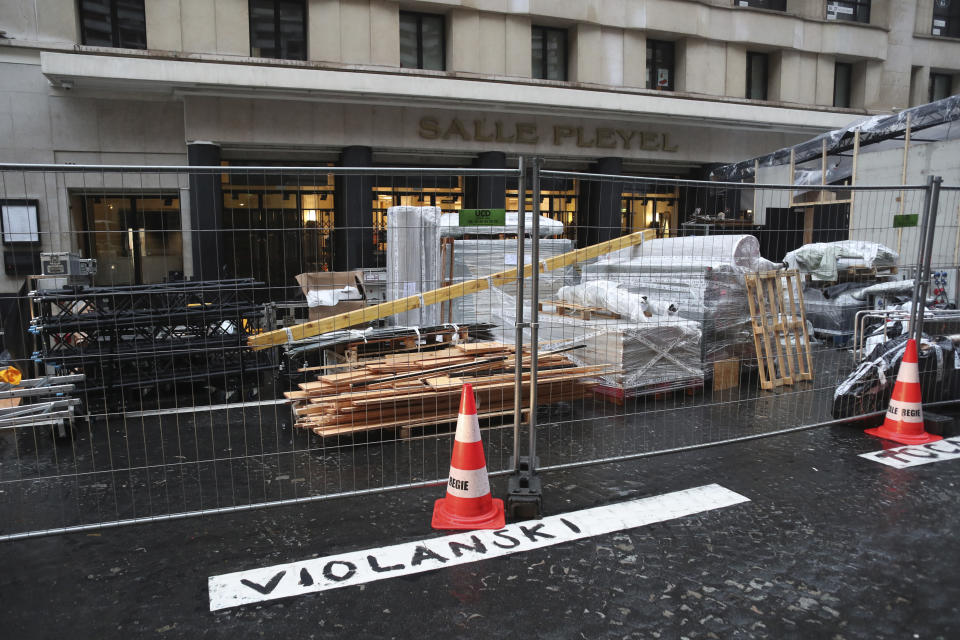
(459, 208), (507, 226)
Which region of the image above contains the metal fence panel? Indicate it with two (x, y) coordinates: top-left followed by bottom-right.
(527, 170), (943, 473)
(0, 161), (956, 540)
(0, 164), (523, 539)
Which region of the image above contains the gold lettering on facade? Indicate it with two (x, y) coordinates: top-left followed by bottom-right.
(419, 117), (441, 140)
(596, 128), (616, 149)
(554, 125), (576, 145)
(576, 127), (595, 148)
(418, 118), (678, 152)
(473, 119), (494, 142)
(662, 132), (678, 152)
(443, 119), (470, 141)
(640, 132), (661, 151)
(516, 122), (539, 144)
(494, 122), (516, 143)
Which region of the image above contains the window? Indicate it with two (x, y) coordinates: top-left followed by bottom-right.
(833, 62), (853, 108)
(78, 0), (146, 49)
(826, 0), (870, 24)
(929, 73), (954, 102)
(531, 26), (567, 81)
(249, 0), (307, 60)
(933, 0), (960, 38)
(735, 0), (786, 10)
(400, 12), (445, 71)
(646, 40), (675, 91)
(746, 52), (769, 100)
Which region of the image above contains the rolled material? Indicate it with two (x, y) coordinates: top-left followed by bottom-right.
(599, 234), (762, 269)
(386, 206), (442, 326)
(635, 235), (761, 267)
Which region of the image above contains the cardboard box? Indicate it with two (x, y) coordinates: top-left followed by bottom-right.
(295, 271), (366, 322)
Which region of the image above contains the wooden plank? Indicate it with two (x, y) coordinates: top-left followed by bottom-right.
(712, 359), (740, 392)
(790, 271), (815, 380)
(745, 274), (775, 390)
(248, 229), (656, 349)
(453, 341), (511, 354)
(312, 408), (521, 437)
(781, 272), (808, 379)
(767, 274), (793, 385)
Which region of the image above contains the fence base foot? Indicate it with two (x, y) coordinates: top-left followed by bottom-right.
(507, 456), (542, 520)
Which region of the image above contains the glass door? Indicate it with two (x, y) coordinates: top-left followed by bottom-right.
(76, 193), (183, 286)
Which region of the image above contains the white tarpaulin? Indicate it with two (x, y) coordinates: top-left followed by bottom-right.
(783, 241), (898, 281)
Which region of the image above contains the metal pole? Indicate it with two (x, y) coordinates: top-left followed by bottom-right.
(910, 176), (934, 337)
(528, 157), (540, 471)
(513, 157), (526, 473)
(913, 176), (942, 342)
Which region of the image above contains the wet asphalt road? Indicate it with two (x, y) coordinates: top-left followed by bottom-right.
(2, 410), (959, 639)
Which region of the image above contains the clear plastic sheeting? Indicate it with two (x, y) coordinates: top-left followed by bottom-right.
(783, 241), (899, 282)
(439, 211), (564, 238)
(802, 283), (870, 335)
(581, 260), (754, 364)
(386, 206), (442, 326)
(598, 234), (762, 270)
(567, 323), (704, 396)
(832, 334), (960, 419)
(556, 281), (678, 322)
(710, 94), (960, 182)
(448, 238), (576, 335)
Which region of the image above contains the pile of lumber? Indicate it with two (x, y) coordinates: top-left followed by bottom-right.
(285, 341), (613, 437)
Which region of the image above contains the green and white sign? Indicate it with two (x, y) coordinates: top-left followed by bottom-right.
(459, 208), (506, 226)
(893, 214), (919, 228)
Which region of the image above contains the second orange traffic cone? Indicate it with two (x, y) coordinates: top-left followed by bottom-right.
(432, 383), (505, 530)
(865, 338), (941, 445)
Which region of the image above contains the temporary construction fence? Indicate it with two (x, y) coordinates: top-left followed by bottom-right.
(0, 160), (957, 540)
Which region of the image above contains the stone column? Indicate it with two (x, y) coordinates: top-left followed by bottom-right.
(579, 157), (623, 248)
(463, 151), (507, 210)
(334, 145), (374, 270)
(187, 141), (224, 281)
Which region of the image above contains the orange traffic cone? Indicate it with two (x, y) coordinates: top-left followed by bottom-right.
(865, 338), (942, 445)
(432, 383), (505, 530)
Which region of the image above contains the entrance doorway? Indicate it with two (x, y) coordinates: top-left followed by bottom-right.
(74, 193), (183, 286)
(621, 190), (678, 237)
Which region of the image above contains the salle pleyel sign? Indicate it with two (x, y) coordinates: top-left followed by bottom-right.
(418, 117), (679, 152)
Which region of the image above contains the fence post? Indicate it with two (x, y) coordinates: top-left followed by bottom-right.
(507, 157), (543, 519)
(912, 176), (943, 341)
(512, 157), (526, 472)
(529, 157), (541, 470)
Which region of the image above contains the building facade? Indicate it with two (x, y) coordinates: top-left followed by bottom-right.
(1, 0), (959, 291)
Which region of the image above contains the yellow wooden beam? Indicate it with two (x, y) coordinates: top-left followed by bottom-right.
(248, 229), (656, 350)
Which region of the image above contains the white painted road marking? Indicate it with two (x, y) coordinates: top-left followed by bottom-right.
(208, 483), (749, 611)
(860, 436), (960, 469)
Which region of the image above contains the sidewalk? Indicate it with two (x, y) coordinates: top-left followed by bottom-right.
(2, 410), (958, 638)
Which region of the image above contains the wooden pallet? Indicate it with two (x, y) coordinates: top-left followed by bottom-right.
(539, 301), (621, 321)
(744, 270), (814, 390)
(835, 265), (898, 281)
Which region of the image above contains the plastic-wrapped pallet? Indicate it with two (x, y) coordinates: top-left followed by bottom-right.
(386, 206), (441, 326)
(449, 238), (575, 322)
(545, 280), (704, 394)
(784, 241), (898, 282)
(566, 321), (704, 396)
(581, 258), (753, 364)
